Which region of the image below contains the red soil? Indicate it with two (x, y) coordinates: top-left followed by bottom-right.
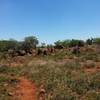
(14, 77), (37, 100)
(84, 67), (100, 73)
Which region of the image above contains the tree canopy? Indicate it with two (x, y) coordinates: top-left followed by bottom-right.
(0, 36), (100, 52)
(0, 36), (39, 52)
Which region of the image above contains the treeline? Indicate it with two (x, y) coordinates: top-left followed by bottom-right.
(0, 36), (38, 52)
(54, 38), (100, 49)
(0, 36), (100, 52)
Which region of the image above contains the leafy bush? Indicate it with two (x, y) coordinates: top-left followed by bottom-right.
(69, 39), (84, 47)
(93, 38), (100, 45)
(86, 38), (93, 45)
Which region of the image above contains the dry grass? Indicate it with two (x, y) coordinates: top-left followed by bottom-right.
(0, 46), (100, 100)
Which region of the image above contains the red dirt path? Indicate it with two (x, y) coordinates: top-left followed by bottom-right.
(14, 77), (37, 100)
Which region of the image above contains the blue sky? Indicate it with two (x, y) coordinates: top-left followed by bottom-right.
(0, 0), (100, 44)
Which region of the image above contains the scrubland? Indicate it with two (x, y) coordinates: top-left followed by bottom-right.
(0, 44), (100, 100)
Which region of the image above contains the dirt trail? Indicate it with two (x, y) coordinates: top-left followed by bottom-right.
(84, 67), (100, 73)
(14, 77), (37, 100)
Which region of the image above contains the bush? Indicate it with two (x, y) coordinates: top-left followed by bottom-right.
(86, 38), (93, 45)
(69, 39), (84, 47)
(93, 38), (100, 45)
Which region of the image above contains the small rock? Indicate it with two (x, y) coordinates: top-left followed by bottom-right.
(3, 83), (8, 87)
(8, 92), (14, 96)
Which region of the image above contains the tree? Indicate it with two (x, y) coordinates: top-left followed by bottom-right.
(62, 40), (70, 48)
(93, 38), (100, 45)
(0, 39), (18, 52)
(41, 42), (46, 48)
(54, 39), (84, 48)
(54, 40), (64, 49)
(69, 39), (84, 47)
(86, 38), (93, 45)
(22, 36), (39, 52)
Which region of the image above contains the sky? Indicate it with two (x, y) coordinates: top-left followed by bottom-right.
(0, 0), (100, 44)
